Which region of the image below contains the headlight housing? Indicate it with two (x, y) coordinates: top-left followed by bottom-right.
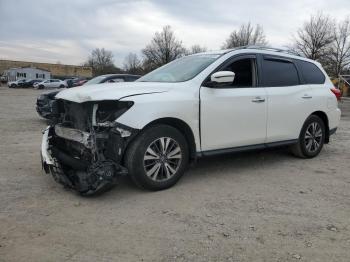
(93, 101), (134, 126)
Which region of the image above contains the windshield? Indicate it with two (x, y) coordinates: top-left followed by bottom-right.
(84, 75), (107, 85)
(138, 54), (220, 83)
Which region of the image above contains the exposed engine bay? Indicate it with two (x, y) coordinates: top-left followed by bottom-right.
(42, 99), (137, 195)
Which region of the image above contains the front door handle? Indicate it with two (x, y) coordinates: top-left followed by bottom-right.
(302, 94), (312, 99)
(252, 96), (265, 103)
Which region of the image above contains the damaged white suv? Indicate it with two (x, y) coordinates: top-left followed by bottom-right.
(41, 46), (341, 195)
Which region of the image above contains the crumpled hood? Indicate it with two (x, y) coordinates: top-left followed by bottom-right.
(55, 82), (173, 103)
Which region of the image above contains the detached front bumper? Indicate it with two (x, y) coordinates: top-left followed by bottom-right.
(41, 126), (128, 195)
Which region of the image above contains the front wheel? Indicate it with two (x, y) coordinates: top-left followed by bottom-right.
(125, 125), (189, 190)
(290, 115), (325, 158)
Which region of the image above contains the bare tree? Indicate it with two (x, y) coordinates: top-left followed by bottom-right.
(293, 13), (335, 60)
(142, 25), (186, 70)
(327, 18), (350, 76)
(123, 53), (143, 74)
(84, 48), (120, 76)
(187, 45), (207, 55)
(223, 22), (267, 49)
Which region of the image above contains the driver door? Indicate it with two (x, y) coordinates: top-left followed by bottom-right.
(200, 55), (267, 151)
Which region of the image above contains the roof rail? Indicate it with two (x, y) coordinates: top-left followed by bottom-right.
(230, 45), (301, 56)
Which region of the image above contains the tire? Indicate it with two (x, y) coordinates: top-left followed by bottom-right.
(38, 85), (44, 89)
(290, 115), (325, 158)
(11, 84), (16, 88)
(125, 124), (189, 191)
(59, 85), (65, 88)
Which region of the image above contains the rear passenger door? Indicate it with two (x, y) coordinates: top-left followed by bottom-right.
(261, 55), (314, 143)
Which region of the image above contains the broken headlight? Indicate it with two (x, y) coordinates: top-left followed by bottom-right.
(93, 101), (133, 126)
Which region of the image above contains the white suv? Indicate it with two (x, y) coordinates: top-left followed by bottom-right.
(41, 47), (341, 195)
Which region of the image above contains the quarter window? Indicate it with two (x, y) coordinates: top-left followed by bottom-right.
(297, 60), (325, 84)
(262, 59), (299, 87)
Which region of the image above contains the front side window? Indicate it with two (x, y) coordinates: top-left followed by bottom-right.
(221, 58), (255, 87)
(297, 60), (325, 84)
(262, 58), (299, 87)
(138, 54), (220, 83)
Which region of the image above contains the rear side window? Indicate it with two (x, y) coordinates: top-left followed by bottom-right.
(296, 60), (325, 84)
(262, 58), (299, 87)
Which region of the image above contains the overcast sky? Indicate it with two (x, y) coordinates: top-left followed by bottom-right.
(0, 0), (349, 67)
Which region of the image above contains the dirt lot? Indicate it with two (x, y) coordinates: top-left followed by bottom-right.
(0, 85), (349, 262)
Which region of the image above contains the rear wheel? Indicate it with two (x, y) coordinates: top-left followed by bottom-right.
(38, 85), (44, 89)
(125, 125), (189, 190)
(291, 115), (325, 158)
(59, 85), (65, 88)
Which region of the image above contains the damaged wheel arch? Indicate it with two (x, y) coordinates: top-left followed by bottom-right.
(140, 117), (197, 162)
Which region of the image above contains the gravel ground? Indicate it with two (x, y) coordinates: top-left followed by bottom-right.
(0, 85), (349, 262)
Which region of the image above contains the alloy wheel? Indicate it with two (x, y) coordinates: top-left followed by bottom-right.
(304, 122), (323, 153)
(143, 137), (182, 182)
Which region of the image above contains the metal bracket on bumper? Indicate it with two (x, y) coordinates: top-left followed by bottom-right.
(41, 126), (128, 196)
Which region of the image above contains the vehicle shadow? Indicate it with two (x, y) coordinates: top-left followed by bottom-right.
(97, 146), (298, 201)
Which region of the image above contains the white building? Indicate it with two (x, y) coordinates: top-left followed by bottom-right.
(4, 67), (51, 81)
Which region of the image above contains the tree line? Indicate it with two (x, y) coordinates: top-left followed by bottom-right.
(84, 12), (350, 78)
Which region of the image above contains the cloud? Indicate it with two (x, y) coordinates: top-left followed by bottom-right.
(0, 0), (349, 66)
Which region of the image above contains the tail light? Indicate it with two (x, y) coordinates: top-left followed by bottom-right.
(330, 87), (341, 101)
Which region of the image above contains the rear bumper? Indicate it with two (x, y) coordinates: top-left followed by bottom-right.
(328, 108), (341, 131)
(329, 127), (337, 136)
(41, 126), (128, 195)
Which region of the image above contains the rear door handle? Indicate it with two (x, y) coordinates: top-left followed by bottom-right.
(252, 96), (265, 103)
(302, 94), (312, 99)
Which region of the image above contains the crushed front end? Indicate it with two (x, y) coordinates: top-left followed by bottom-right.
(41, 99), (137, 195)
(36, 91), (60, 120)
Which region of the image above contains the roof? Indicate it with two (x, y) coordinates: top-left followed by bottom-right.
(6, 66), (50, 72)
(196, 45), (316, 63)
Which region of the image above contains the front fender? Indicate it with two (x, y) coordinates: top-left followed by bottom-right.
(117, 92), (200, 150)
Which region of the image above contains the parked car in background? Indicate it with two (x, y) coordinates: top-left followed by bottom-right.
(41, 46), (341, 195)
(36, 74), (140, 120)
(64, 78), (74, 88)
(64, 78), (88, 88)
(73, 78), (88, 87)
(34, 79), (67, 89)
(84, 74), (141, 86)
(0, 75), (7, 83)
(21, 79), (43, 88)
(8, 79), (26, 88)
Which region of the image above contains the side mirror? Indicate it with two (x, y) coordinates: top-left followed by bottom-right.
(210, 71), (235, 85)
